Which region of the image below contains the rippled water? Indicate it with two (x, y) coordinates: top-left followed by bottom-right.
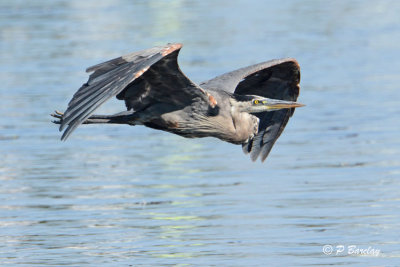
(1, 0), (400, 266)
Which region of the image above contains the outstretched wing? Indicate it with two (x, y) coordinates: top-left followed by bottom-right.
(201, 59), (300, 162)
(59, 43), (212, 140)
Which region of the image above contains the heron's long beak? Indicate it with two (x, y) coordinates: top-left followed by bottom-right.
(262, 99), (305, 110)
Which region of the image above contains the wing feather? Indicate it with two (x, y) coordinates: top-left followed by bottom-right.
(60, 53), (163, 140)
(59, 43), (212, 140)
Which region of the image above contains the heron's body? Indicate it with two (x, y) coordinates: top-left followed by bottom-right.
(136, 90), (258, 144)
(52, 43), (303, 162)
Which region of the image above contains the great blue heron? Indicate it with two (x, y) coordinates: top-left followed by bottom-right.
(52, 43), (303, 162)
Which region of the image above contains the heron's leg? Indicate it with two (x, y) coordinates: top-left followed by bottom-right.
(51, 110), (138, 125)
(82, 111), (138, 125)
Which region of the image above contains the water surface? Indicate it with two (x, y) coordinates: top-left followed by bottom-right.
(1, 0), (400, 266)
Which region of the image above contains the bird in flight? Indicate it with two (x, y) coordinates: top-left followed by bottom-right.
(52, 43), (303, 162)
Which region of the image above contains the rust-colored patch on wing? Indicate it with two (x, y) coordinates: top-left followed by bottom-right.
(134, 66), (149, 78)
(207, 93), (217, 108)
(166, 121), (179, 128)
(162, 43), (183, 56)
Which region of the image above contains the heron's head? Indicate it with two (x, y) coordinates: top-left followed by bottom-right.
(232, 95), (305, 113)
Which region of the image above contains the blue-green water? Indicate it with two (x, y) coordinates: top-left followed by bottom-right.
(1, 0), (400, 266)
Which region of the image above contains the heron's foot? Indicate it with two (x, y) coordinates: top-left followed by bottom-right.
(51, 110), (63, 124)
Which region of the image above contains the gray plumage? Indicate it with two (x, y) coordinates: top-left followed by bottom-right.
(52, 43), (303, 162)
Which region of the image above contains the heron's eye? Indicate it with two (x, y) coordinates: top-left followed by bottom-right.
(253, 100), (259, 105)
